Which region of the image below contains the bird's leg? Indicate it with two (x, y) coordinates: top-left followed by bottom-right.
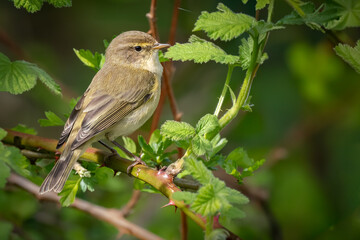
(110, 140), (146, 174)
(98, 140), (117, 154)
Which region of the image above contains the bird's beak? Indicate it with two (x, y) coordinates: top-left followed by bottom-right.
(152, 43), (171, 50)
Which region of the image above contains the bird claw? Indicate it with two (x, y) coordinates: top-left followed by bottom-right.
(127, 157), (147, 175)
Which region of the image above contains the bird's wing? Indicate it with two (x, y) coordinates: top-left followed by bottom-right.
(56, 91), (88, 149)
(70, 70), (156, 150)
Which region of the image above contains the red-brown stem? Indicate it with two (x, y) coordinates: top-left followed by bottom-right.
(180, 211), (188, 240)
(147, 0), (159, 40)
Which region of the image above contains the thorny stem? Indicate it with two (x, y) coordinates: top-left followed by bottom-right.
(214, 65), (235, 117)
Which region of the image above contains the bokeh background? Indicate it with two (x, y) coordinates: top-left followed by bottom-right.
(1, 0), (360, 239)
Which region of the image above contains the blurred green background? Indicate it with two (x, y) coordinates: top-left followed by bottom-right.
(1, 0), (360, 239)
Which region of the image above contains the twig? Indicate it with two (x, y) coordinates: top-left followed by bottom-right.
(146, 0), (159, 40)
(120, 190), (142, 217)
(7, 173), (164, 240)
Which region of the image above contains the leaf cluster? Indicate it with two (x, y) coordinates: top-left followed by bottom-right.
(11, 0), (72, 13)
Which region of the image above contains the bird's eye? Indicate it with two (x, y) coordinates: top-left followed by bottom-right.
(134, 46), (142, 52)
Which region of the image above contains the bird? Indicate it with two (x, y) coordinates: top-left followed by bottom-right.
(39, 31), (170, 194)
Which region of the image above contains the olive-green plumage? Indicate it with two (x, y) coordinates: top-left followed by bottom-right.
(40, 31), (169, 194)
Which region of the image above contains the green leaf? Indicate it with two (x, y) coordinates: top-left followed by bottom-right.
(0, 128), (7, 140)
(158, 50), (170, 62)
(38, 111), (65, 127)
(334, 40), (360, 74)
(185, 156), (213, 185)
(59, 175), (81, 207)
(325, 0), (360, 30)
(138, 135), (155, 156)
(256, 0), (270, 10)
(172, 191), (197, 204)
(73, 49), (105, 71)
(191, 135), (212, 156)
(0, 52), (61, 95)
(193, 3), (255, 41)
(122, 136), (137, 154)
(80, 178), (95, 192)
(94, 167), (114, 184)
(278, 2), (340, 30)
(47, 0), (72, 8)
(226, 147), (253, 168)
(225, 187), (249, 205)
(149, 129), (162, 145)
(239, 37), (253, 70)
(191, 180), (226, 216)
(206, 228), (229, 240)
(12, 0), (43, 13)
(11, 124), (37, 135)
(196, 114), (220, 136)
(161, 120), (196, 141)
(0, 161), (11, 188)
(165, 40), (239, 65)
(0, 145), (30, 177)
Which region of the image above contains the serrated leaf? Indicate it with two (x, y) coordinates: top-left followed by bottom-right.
(191, 181), (226, 216)
(256, 0), (270, 10)
(226, 147), (254, 169)
(11, 124), (37, 135)
(59, 176), (81, 207)
(325, 0), (360, 30)
(211, 137), (228, 157)
(161, 120), (196, 141)
(122, 136), (137, 154)
(196, 114), (220, 136)
(334, 41), (360, 74)
(0, 144), (30, 177)
(165, 41), (239, 65)
(38, 111), (65, 127)
(47, 0), (72, 8)
(138, 135), (155, 156)
(0, 52), (61, 95)
(191, 135), (212, 156)
(206, 228), (229, 240)
(172, 191), (197, 204)
(73, 49), (105, 71)
(225, 187), (249, 205)
(193, 3), (255, 41)
(0, 161), (10, 188)
(278, 2), (340, 30)
(13, 0), (43, 13)
(239, 37), (253, 70)
(185, 156), (213, 185)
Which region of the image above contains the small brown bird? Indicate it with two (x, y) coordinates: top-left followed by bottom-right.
(40, 31), (170, 194)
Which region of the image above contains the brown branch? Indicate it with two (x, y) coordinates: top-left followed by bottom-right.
(7, 173), (164, 240)
(120, 190), (142, 217)
(146, 0), (159, 40)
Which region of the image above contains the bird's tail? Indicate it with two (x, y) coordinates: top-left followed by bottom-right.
(39, 147), (82, 194)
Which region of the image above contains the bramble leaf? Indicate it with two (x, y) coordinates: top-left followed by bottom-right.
(73, 49), (105, 71)
(122, 136), (137, 154)
(172, 191), (197, 204)
(59, 175), (81, 207)
(196, 114), (220, 136)
(191, 135), (212, 156)
(193, 3), (255, 41)
(0, 52), (61, 95)
(334, 40), (360, 74)
(165, 39), (239, 65)
(325, 0), (360, 30)
(0, 161), (10, 188)
(256, 0), (270, 10)
(161, 121), (196, 141)
(12, 0), (43, 13)
(191, 181), (225, 216)
(38, 111), (65, 127)
(11, 124), (37, 135)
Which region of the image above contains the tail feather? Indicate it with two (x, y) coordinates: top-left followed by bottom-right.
(40, 149), (81, 194)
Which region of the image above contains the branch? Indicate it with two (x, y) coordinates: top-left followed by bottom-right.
(7, 173), (163, 240)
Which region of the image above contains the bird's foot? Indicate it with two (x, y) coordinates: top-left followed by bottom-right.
(127, 157), (147, 175)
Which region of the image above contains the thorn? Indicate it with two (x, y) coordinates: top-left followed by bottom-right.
(161, 199), (176, 208)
